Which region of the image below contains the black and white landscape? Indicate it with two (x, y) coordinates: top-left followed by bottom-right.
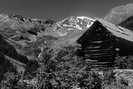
(0, 1), (133, 89)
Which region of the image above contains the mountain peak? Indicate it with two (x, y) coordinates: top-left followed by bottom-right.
(57, 16), (95, 30)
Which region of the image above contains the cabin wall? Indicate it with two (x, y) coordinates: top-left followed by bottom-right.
(114, 38), (133, 56)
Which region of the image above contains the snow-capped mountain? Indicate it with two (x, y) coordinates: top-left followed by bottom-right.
(57, 16), (95, 30)
(53, 16), (95, 37)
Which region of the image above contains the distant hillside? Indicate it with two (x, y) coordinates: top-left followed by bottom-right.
(104, 3), (133, 25)
(119, 16), (133, 31)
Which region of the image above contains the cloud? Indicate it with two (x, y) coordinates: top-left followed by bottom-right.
(104, 3), (133, 24)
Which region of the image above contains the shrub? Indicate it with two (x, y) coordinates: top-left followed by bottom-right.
(115, 56), (133, 69)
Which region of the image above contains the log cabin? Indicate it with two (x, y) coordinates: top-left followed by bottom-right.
(77, 19), (133, 68)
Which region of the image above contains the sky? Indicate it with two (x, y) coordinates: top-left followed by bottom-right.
(0, 0), (132, 20)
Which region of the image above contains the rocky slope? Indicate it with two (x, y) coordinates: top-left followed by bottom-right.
(0, 14), (57, 79)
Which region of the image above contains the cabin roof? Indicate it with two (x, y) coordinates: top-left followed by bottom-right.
(97, 19), (133, 42)
(77, 18), (133, 44)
